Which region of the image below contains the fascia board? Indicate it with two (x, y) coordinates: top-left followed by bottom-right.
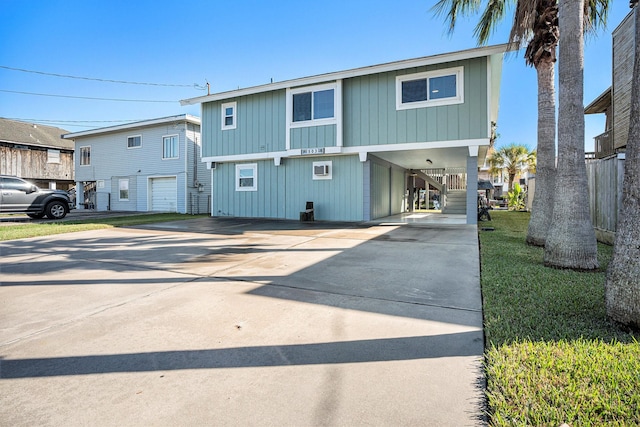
(181, 44), (510, 106)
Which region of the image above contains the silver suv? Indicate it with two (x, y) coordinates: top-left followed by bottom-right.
(0, 176), (73, 219)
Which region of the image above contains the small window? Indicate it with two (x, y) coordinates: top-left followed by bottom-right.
(80, 146), (91, 166)
(221, 102), (237, 130)
(396, 67), (463, 110)
(127, 135), (142, 148)
(289, 83), (337, 127)
(235, 163), (257, 191)
(163, 135), (179, 159)
(119, 179), (129, 201)
(47, 149), (60, 164)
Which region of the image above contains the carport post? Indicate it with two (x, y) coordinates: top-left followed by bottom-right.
(466, 152), (478, 225)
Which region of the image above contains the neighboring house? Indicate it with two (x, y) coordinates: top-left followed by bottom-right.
(0, 118), (74, 190)
(62, 114), (208, 214)
(584, 8), (636, 243)
(182, 45), (507, 224)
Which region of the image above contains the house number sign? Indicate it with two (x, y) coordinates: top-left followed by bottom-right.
(301, 148), (325, 155)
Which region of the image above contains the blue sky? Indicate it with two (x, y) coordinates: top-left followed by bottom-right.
(0, 0), (633, 151)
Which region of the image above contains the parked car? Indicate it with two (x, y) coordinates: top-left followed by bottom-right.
(0, 175), (73, 219)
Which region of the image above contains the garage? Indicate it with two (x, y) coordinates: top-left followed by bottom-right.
(150, 177), (177, 212)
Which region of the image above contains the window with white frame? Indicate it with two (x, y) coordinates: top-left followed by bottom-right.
(221, 101), (237, 130)
(289, 83), (337, 126)
(162, 135), (179, 159)
(47, 149), (60, 164)
(80, 146), (91, 166)
(396, 67), (463, 110)
(127, 135), (142, 148)
(119, 179), (129, 200)
(235, 163), (257, 191)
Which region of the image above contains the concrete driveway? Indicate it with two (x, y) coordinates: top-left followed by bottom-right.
(0, 217), (484, 426)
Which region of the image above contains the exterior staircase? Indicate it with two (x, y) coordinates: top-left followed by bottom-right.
(443, 190), (466, 214)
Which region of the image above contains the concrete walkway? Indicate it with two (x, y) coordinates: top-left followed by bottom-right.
(0, 217), (484, 426)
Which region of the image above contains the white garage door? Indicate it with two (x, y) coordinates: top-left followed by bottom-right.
(150, 177), (177, 212)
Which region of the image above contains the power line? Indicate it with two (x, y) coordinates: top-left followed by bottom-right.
(0, 65), (205, 88)
(0, 89), (177, 103)
(6, 118), (146, 124)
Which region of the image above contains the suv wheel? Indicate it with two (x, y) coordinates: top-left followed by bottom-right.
(45, 201), (69, 219)
(27, 212), (45, 219)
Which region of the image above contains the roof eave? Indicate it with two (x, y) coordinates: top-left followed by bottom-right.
(181, 43), (511, 106)
(62, 114), (201, 139)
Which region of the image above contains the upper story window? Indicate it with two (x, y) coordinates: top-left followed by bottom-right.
(396, 67), (464, 110)
(162, 135), (179, 159)
(127, 135), (142, 149)
(80, 146), (91, 166)
(221, 102), (237, 130)
(288, 83), (337, 127)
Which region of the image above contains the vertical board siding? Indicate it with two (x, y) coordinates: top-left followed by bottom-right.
(612, 10), (636, 151)
(212, 155), (364, 221)
(212, 160), (285, 219)
(202, 91), (287, 158)
(290, 125), (337, 149)
(370, 162), (391, 219)
(586, 156), (625, 234)
(342, 58), (488, 146)
(284, 155), (363, 221)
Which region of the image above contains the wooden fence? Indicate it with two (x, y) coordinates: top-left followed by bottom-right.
(585, 154), (625, 244)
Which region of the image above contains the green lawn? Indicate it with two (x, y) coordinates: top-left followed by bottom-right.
(480, 211), (640, 425)
(0, 213), (206, 241)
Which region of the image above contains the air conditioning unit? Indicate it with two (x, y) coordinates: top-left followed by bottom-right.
(314, 164), (329, 176)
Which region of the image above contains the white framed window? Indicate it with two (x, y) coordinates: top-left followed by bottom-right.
(235, 163), (257, 191)
(162, 135), (179, 159)
(288, 83), (337, 127)
(119, 179), (129, 201)
(47, 149), (60, 164)
(221, 101), (237, 130)
(396, 67), (464, 110)
(80, 146), (91, 166)
(127, 135), (142, 149)
(312, 161), (332, 180)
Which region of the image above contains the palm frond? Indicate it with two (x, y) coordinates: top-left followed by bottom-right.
(431, 0), (483, 35)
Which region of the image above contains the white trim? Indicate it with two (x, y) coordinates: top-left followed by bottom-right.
(63, 114), (201, 139)
(335, 79), (343, 147)
(468, 145), (479, 157)
(79, 145), (91, 166)
(201, 138), (490, 164)
(118, 178), (129, 201)
(221, 101), (237, 130)
(180, 44), (509, 106)
(162, 134), (179, 159)
(288, 82), (338, 128)
(127, 134), (142, 149)
(395, 67), (464, 110)
(235, 163), (258, 191)
(486, 57), (492, 140)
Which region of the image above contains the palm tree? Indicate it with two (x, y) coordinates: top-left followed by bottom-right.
(487, 143), (535, 191)
(605, 3), (640, 327)
(432, 0), (608, 248)
(543, 0), (598, 270)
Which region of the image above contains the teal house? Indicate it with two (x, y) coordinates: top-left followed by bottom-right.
(181, 45), (506, 224)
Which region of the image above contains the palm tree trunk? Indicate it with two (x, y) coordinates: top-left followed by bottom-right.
(527, 58), (557, 246)
(605, 6), (640, 328)
(543, 0), (599, 270)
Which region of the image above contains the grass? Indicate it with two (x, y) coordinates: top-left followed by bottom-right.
(0, 213), (205, 241)
(480, 211), (640, 426)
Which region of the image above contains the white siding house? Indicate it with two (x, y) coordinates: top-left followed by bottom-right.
(63, 114), (208, 214)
